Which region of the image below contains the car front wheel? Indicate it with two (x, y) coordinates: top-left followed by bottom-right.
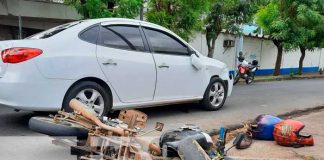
(62, 81), (112, 117)
(201, 77), (227, 111)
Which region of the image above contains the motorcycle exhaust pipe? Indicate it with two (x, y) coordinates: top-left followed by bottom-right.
(69, 99), (126, 136)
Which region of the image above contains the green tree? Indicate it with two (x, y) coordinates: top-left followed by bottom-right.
(146, 0), (211, 41)
(205, 0), (255, 58)
(257, 0), (324, 76)
(281, 0), (324, 74)
(256, 2), (292, 76)
(64, 0), (142, 19)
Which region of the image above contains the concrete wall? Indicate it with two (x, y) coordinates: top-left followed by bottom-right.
(0, 0), (80, 20)
(0, 0), (81, 39)
(189, 32), (324, 75)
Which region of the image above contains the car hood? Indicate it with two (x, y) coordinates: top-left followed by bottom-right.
(200, 56), (227, 70)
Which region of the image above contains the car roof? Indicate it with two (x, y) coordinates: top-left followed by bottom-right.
(70, 18), (197, 52)
(84, 18), (163, 29)
(82, 18), (185, 43)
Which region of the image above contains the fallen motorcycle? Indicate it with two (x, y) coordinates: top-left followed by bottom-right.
(29, 99), (251, 160)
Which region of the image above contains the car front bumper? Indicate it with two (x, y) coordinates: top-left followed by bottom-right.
(220, 68), (233, 97)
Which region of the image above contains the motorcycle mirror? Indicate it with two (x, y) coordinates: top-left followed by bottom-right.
(233, 133), (245, 146)
(155, 122), (164, 132)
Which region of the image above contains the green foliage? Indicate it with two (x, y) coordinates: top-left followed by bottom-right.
(64, 0), (142, 19)
(206, 0), (255, 35)
(286, 0), (324, 50)
(205, 0), (256, 57)
(257, 0), (324, 50)
(255, 2), (291, 43)
(114, 0), (143, 18)
(255, 0), (324, 75)
(146, 0), (211, 41)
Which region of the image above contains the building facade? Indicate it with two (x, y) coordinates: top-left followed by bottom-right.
(190, 32), (324, 75)
(0, 0), (80, 40)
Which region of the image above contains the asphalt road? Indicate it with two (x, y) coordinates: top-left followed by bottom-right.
(0, 79), (324, 159)
(1, 79), (324, 136)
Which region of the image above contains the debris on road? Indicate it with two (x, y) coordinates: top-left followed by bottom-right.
(249, 114), (282, 140)
(227, 109), (323, 159)
(28, 99), (320, 159)
(29, 99), (254, 160)
(274, 119), (314, 147)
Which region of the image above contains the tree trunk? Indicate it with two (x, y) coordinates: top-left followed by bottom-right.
(207, 41), (215, 58)
(298, 46), (306, 75)
(207, 39), (216, 58)
(273, 40), (283, 76)
(206, 27), (220, 58)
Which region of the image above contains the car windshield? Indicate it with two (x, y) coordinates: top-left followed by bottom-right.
(27, 21), (85, 39)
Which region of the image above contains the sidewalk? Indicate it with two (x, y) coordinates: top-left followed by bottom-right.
(227, 109), (324, 159)
(253, 72), (324, 82)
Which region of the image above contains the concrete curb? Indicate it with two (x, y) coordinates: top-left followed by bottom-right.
(207, 106), (324, 136)
(253, 75), (324, 83)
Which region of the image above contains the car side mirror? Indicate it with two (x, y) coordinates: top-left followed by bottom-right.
(191, 53), (204, 70)
(190, 50), (199, 57)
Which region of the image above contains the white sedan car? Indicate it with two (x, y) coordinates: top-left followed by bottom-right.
(0, 18), (233, 116)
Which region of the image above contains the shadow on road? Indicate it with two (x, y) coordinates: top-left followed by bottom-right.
(0, 107), (57, 136)
(0, 103), (208, 136)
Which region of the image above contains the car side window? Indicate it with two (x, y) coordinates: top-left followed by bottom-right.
(143, 28), (189, 55)
(98, 26), (131, 50)
(98, 25), (145, 51)
(109, 26), (145, 51)
(79, 25), (100, 44)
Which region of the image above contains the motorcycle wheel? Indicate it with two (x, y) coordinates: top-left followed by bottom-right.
(29, 116), (88, 138)
(233, 73), (240, 85)
(245, 76), (254, 84)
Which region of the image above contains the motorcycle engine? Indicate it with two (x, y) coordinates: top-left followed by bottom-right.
(159, 124), (213, 157)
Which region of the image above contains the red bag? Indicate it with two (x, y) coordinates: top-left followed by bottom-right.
(273, 119), (314, 147)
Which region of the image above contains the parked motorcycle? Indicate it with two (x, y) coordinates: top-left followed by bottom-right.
(29, 99), (251, 160)
(233, 56), (259, 85)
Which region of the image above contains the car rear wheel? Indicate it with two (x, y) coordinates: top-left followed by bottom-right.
(201, 77), (227, 111)
(62, 81), (112, 117)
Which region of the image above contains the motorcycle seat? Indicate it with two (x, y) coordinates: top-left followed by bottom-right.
(164, 134), (208, 150)
(162, 133), (210, 157)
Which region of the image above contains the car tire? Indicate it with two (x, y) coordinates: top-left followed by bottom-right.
(62, 81), (112, 117)
(201, 77), (227, 111)
(29, 117), (88, 138)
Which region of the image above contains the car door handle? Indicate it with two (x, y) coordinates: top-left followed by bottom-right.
(102, 59), (117, 66)
(158, 63), (169, 68)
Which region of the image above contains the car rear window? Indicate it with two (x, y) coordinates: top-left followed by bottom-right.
(79, 25), (100, 44)
(27, 21), (84, 39)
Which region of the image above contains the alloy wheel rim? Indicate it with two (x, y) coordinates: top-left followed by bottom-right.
(75, 89), (105, 116)
(208, 82), (225, 107)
